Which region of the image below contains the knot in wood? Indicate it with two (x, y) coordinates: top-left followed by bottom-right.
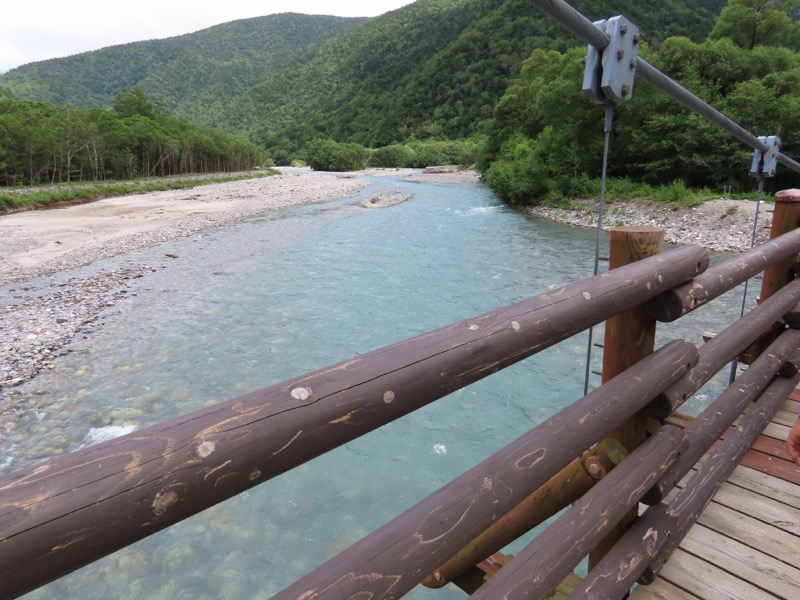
(196, 440), (215, 458)
(291, 387), (312, 401)
(152, 490), (179, 516)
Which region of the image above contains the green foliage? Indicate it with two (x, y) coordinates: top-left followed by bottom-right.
(0, 14), (366, 128)
(368, 144), (416, 168)
(0, 91), (267, 186)
(480, 25), (800, 201)
(483, 133), (550, 204)
(304, 139), (367, 171)
(1, 173), (273, 212)
(710, 0), (799, 49)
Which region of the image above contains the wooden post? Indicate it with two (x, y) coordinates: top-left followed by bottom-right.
(740, 189), (800, 363)
(590, 226), (664, 569)
(760, 189), (800, 302)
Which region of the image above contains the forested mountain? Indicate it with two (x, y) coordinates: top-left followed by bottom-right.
(226, 0), (728, 156)
(1, 1), (724, 149)
(0, 14), (368, 128)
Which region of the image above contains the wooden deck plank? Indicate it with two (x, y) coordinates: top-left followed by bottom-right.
(774, 409), (798, 428)
(680, 524), (800, 597)
(695, 501), (800, 566)
(781, 398), (799, 414)
(694, 457), (800, 509)
(656, 548), (777, 599)
(691, 479), (800, 536)
(635, 390), (800, 600)
(718, 429), (792, 461)
(629, 577), (701, 599)
(733, 450), (800, 486)
(759, 421), (790, 442)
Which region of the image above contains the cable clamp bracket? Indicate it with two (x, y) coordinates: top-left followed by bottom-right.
(582, 16), (640, 104)
(750, 135), (781, 177)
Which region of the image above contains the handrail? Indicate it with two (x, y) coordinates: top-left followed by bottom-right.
(570, 363), (800, 598)
(529, 0), (800, 173)
(0, 246), (707, 599)
(645, 327), (800, 504)
(648, 227), (800, 322)
(273, 340), (698, 600)
(657, 278), (800, 412)
(469, 424), (688, 599)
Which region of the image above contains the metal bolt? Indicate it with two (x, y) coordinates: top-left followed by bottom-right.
(633, 34), (640, 44)
(621, 84), (631, 97)
(584, 456), (607, 479)
(630, 59), (636, 70)
(620, 24), (628, 34)
(617, 49), (624, 60)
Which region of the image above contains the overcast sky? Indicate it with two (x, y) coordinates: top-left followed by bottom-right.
(0, 1), (416, 73)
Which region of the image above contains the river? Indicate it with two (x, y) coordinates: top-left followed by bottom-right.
(3, 172), (749, 599)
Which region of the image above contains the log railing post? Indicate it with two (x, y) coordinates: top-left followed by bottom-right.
(741, 189), (800, 363)
(589, 226), (665, 568)
(760, 189), (800, 302)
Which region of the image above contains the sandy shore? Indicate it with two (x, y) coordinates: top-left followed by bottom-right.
(0, 168), (481, 396)
(0, 167), (774, 398)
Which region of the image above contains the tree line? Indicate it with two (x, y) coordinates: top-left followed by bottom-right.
(0, 87), (267, 186)
(479, 0), (800, 204)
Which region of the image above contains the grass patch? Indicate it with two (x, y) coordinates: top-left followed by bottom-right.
(1, 171), (277, 213)
(540, 176), (769, 209)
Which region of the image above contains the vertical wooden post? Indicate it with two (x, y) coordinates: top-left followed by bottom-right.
(760, 189), (800, 302)
(589, 226), (664, 568)
(740, 189), (800, 364)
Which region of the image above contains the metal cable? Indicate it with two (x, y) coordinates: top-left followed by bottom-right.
(584, 101), (615, 396)
(529, 0), (800, 174)
(728, 176), (767, 384)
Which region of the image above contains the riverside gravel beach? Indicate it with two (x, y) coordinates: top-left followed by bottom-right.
(0, 167), (775, 400)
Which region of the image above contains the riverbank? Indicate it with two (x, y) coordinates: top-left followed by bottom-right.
(0, 169), (769, 400)
(526, 197), (771, 253)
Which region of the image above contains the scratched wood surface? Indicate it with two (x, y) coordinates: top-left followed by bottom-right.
(631, 389), (800, 600)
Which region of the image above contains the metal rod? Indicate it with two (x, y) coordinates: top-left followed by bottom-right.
(729, 176), (767, 384)
(584, 101), (615, 396)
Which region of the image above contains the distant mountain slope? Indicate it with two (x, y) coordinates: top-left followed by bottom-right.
(0, 13), (368, 126)
(0, 0), (726, 153)
(228, 0), (727, 147)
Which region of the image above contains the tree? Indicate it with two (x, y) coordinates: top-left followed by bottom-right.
(112, 87), (165, 120)
(710, 0), (799, 49)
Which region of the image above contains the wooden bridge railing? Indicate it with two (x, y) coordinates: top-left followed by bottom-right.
(2, 194), (800, 599)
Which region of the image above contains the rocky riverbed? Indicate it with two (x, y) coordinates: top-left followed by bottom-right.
(0, 169), (775, 404)
(526, 197), (772, 252)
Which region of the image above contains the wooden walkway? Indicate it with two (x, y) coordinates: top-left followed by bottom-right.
(631, 391), (800, 599)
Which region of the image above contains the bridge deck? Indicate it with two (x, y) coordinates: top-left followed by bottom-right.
(630, 391), (800, 599)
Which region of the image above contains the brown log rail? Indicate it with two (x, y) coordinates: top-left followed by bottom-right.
(2, 192), (800, 599)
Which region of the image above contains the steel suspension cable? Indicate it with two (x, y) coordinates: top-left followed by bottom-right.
(728, 176), (767, 384)
(583, 101), (615, 396)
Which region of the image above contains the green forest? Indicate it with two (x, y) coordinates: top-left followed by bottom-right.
(1, 0), (798, 205)
(0, 87), (266, 186)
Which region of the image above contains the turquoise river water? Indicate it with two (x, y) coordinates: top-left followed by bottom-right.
(2, 172), (751, 599)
